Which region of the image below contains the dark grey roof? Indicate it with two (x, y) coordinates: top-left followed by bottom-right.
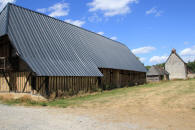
(0, 3), (147, 76)
(147, 66), (169, 76)
(165, 50), (186, 65)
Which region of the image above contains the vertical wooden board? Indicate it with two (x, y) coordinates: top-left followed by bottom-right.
(55, 77), (57, 92)
(66, 77), (69, 91)
(73, 77), (75, 92)
(18, 72), (21, 92)
(75, 77), (77, 92)
(69, 77), (72, 91)
(67, 77), (69, 91)
(42, 77), (46, 95)
(25, 72), (28, 92)
(78, 77), (80, 91)
(59, 77), (62, 92)
(27, 73), (31, 92)
(61, 77), (64, 92)
(48, 77), (52, 93)
(56, 77), (59, 92)
(63, 77), (66, 92)
(52, 77), (55, 93)
(84, 77), (87, 92)
(81, 77), (83, 91)
(49, 77), (54, 94)
(39, 77), (42, 94)
(77, 77), (79, 91)
(82, 77), (85, 92)
(78, 77), (81, 91)
(80, 77), (82, 91)
(50, 77), (54, 92)
(64, 77), (67, 91)
(72, 77), (74, 92)
(0, 75), (2, 91)
(0, 76), (1, 91)
(87, 77), (90, 91)
(55, 77), (58, 92)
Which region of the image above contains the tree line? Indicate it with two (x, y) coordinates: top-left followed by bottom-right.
(145, 61), (195, 73)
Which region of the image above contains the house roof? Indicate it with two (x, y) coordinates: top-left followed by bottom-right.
(147, 66), (169, 76)
(165, 48), (186, 65)
(0, 3), (147, 76)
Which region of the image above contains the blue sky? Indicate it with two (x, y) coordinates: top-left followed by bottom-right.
(1, 0), (195, 65)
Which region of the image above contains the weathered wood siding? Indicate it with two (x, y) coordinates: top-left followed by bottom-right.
(32, 76), (98, 97)
(99, 68), (146, 88)
(0, 72), (98, 97)
(0, 69), (146, 97)
(0, 75), (10, 92)
(147, 76), (160, 82)
(165, 53), (187, 79)
(0, 72), (32, 92)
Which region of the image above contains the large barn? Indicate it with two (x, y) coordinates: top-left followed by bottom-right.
(0, 4), (147, 97)
(165, 49), (187, 80)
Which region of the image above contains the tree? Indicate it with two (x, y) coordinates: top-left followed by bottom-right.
(145, 66), (151, 70)
(187, 61), (195, 73)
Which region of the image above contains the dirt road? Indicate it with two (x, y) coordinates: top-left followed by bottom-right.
(0, 104), (139, 130)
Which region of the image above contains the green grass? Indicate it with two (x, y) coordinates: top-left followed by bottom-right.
(0, 79), (195, 108)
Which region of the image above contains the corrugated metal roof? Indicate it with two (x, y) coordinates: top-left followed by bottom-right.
(0, 3), (147, 76)
(0, 5), (8, 37)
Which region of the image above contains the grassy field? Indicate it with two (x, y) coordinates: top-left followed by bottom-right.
(1, 79), (195, 129)
(0, 79), (195, 109)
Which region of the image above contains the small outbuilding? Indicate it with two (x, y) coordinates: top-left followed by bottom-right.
(147, 66), (169, 82)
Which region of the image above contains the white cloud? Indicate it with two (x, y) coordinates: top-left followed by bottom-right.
(110, 36), (117, 40)
(139, 57), (146, 63)
(37, 8), (47, 13)
(180, 46), (195, 62)
(37, 2), (69, 18)
(146, 7), (163, 17)
(65, 19), (85, 27)
(87, 0), (138, 17)
(97, 32), (104, 35)
(182, 56), (195, 62)
(180, 46), (195, 56)
(132, 46), (156, 54)
(0, 0), (15, 11)
(88, 13), (102, 22)
(149, 56), (168, 64)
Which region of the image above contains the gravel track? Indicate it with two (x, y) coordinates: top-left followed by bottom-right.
(0, 104), (138, 130)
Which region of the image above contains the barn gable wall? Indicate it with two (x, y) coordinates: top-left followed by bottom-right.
(165, 53), (187, 79)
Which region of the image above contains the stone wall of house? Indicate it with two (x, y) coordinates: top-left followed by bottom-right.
(165, 53), (187, 80)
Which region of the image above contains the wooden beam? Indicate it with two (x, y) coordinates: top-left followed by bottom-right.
(22, 72), (32, 92)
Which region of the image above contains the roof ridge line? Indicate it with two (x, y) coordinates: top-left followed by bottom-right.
(8, 3), (127, 48)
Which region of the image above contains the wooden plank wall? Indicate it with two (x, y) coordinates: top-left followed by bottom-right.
(99, 68), (146, 88)
(0, 69), (146, 97)
(0, 72), (32, 93)
(33, 76), (98, 97)
(0, 72), (99, 97)
(0, 74), (10, 92)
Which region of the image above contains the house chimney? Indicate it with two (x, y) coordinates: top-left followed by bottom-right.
(172, 48), (176, 53)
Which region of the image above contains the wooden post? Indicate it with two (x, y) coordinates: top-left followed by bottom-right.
(115, 70), (120, 88)
(45, 77), (49, 97)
